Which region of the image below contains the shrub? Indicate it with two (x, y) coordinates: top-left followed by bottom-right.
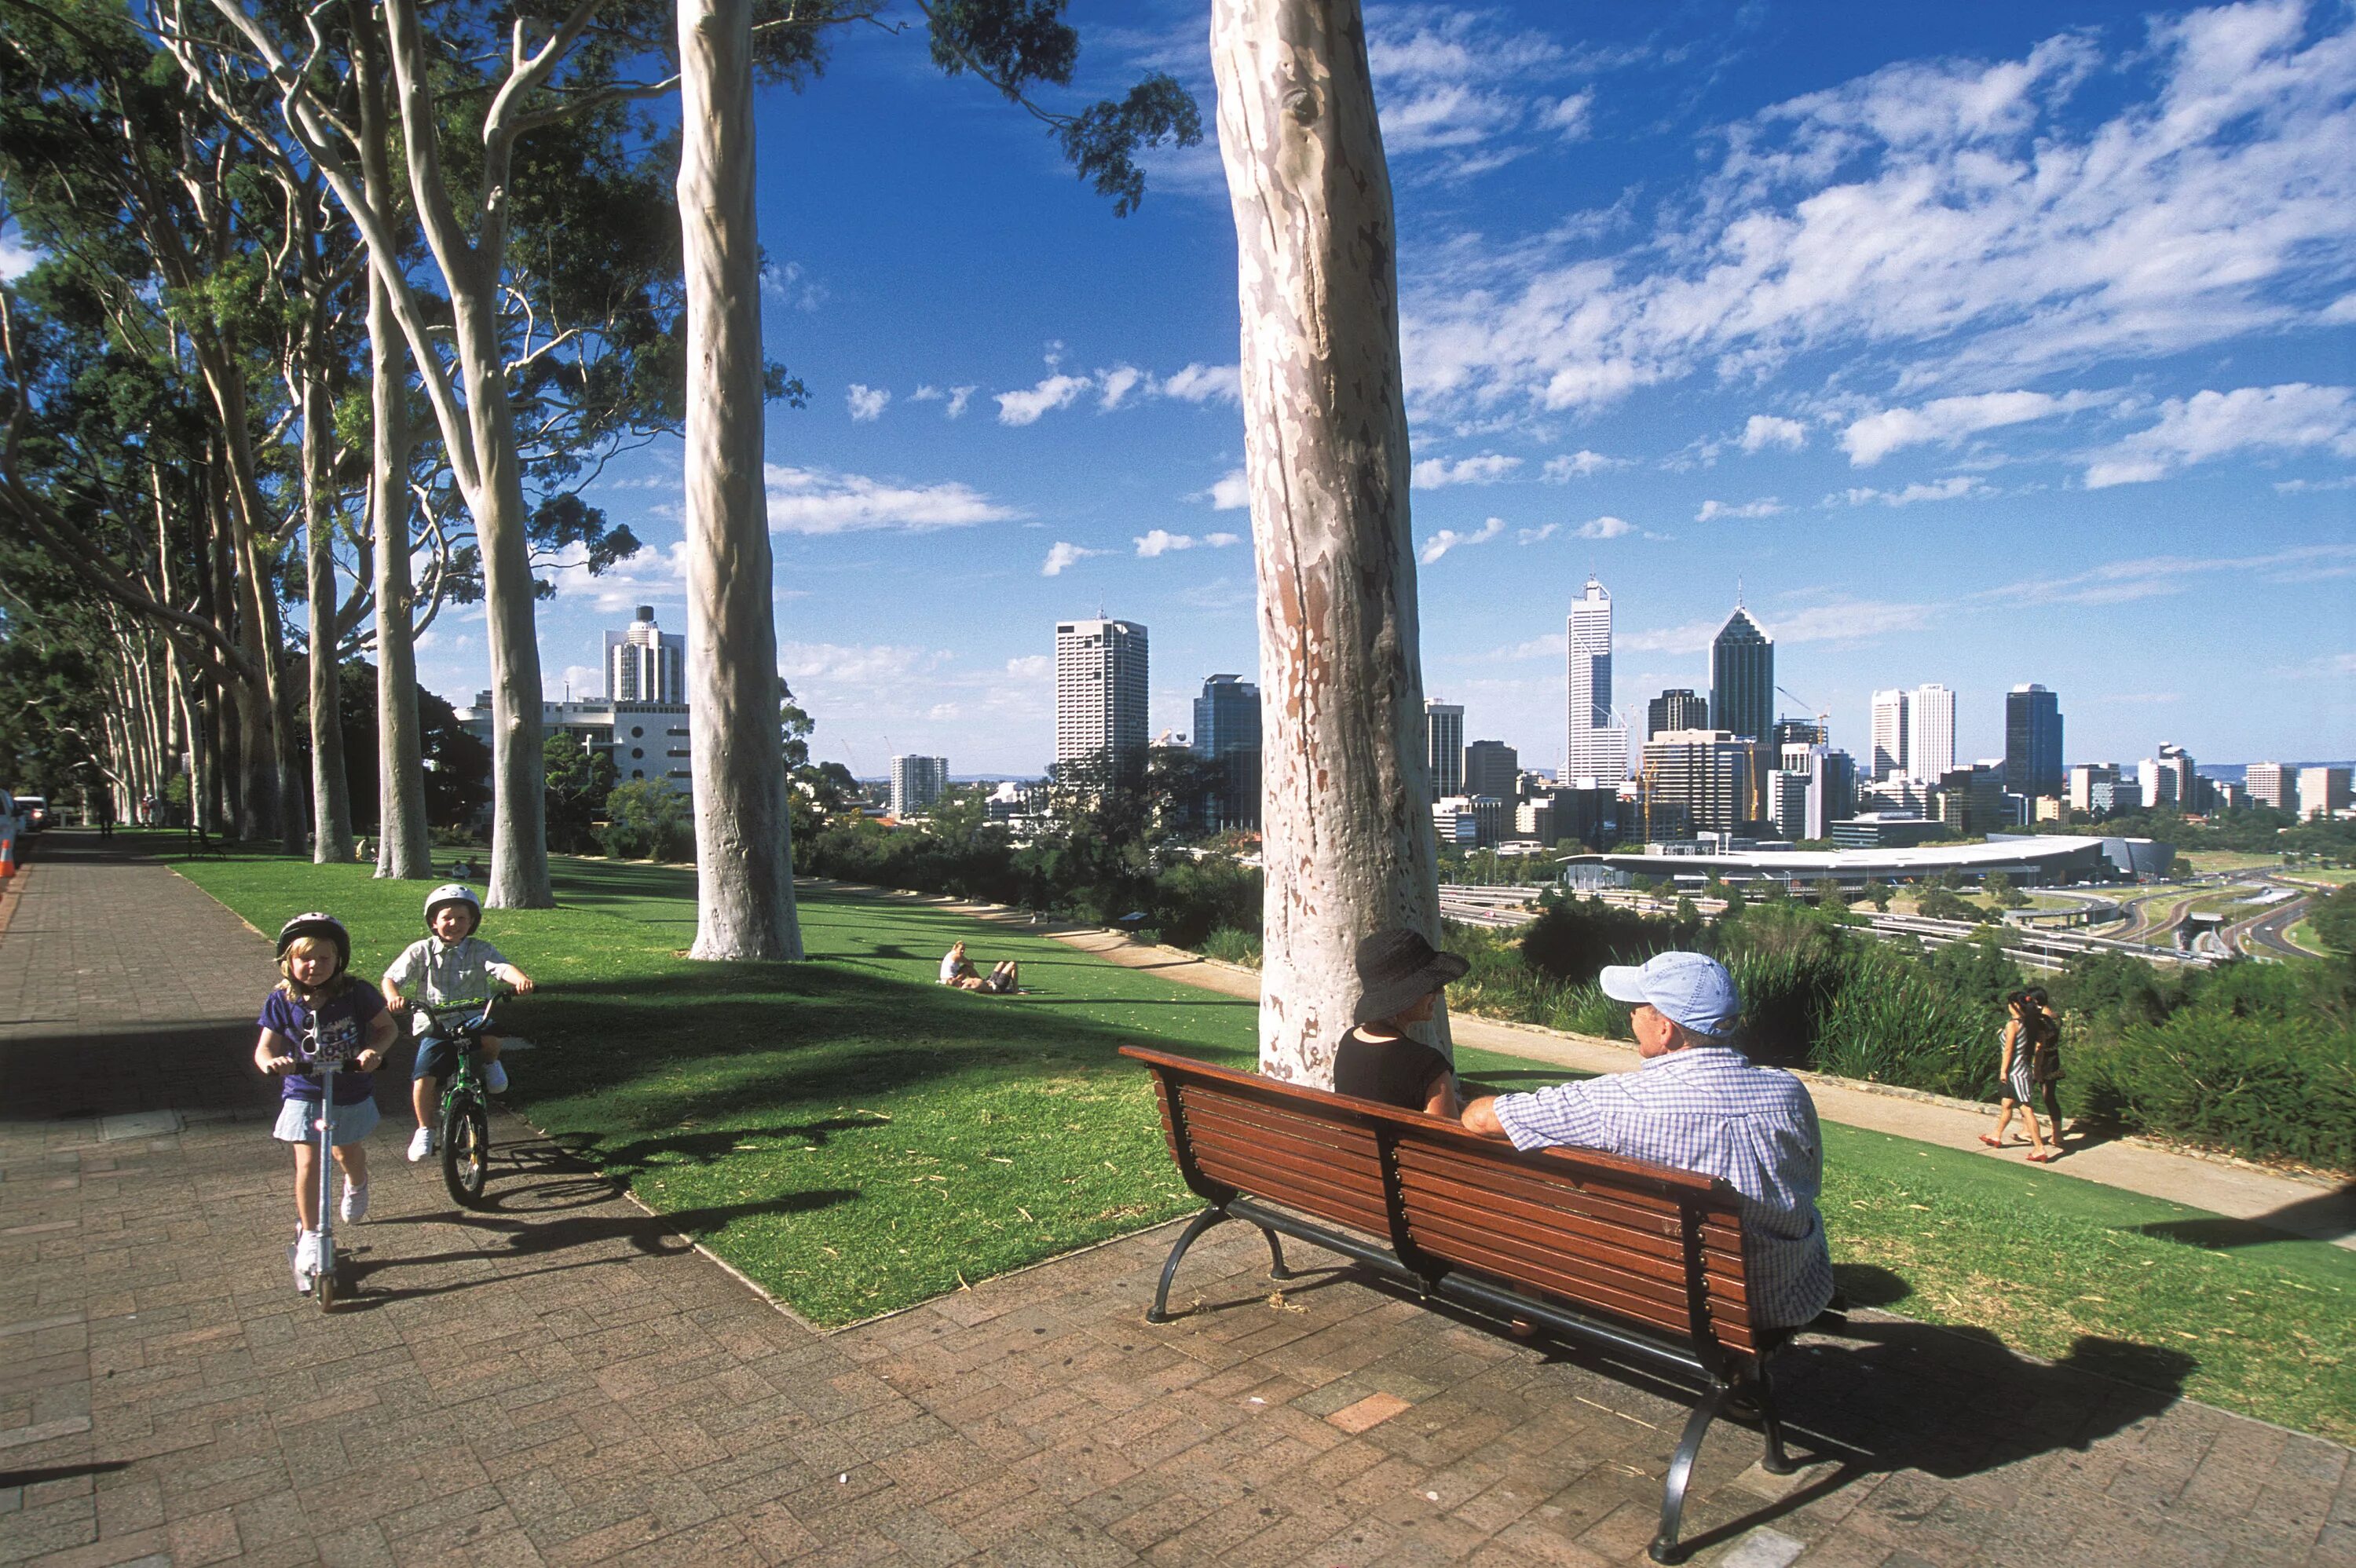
(2072, 1012), (2356, 1169)
(1813, 943), (2003, 1095)
(599, 779), (694, 861)
(1197, 927), (1262, 968)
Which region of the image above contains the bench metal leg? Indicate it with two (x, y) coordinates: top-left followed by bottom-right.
(1754, 1368), (1794, 1475)
(1146, 1206), (1230, 1323)
(1649, 1381), (1732, 1564)
(1258, 1226), (1292, 1281)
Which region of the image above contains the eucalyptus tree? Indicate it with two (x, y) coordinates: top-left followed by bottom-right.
(1209, 0), (1444, 1084)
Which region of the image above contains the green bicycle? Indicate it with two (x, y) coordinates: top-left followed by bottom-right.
(417, 997), (500, 1208)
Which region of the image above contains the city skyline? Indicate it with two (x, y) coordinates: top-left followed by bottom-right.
(379, 0), (2354, 773)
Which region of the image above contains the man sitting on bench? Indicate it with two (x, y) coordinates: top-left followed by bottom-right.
(1460, 951), (1835, 1329)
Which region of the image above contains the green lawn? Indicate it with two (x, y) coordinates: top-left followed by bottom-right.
(168, 848), (2353, 1441)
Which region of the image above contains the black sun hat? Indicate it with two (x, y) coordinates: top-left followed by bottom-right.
(1352, 927), (1470, 1025)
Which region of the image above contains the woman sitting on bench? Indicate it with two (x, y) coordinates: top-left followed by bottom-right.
(1331, 928), (1464, 1117)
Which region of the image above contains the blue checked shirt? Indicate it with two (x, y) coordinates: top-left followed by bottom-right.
(1491, 1047), (1835, 1328)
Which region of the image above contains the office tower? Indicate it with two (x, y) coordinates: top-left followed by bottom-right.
(2139, 744), (2195, 812)
(1710, 605), (1774, 742)
(1933, 765), (2005, 838)
(1055, 618), (1150, 780)
(1907, 684), (1955, 783)
(2067, 763), (2122, 815)
(1425, 700), (1465, 800)
(1647, 689), (1708, 741)
(1464, 740), (1519, 802)
(2091, 777), (2140, 816)
(1192, 674), (1263, 831)
(2298, 766), (2352, 821)
(2246, 762), (2292, 813)
(1565, 576), (1626, 781)
(605, 605), (685, 704)
(1774, 718), (1827, 749)
(889, 755), (949, 817)
(1870, 689), (1909, 782)
(2004, 683), (2064, 799)
(1641, 729), (1755, 835)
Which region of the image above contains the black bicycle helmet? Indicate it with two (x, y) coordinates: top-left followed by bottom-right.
(276, 912), (350, 970)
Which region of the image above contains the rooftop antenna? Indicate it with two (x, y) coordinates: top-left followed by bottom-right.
(1735, 575), (1745, 609)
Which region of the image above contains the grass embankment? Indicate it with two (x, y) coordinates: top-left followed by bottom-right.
(170, 849), (2354, 1441)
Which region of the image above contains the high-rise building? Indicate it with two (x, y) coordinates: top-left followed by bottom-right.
(605, 605), (685, 704)
(1647, 689), (1709, 741)
(1907, 684), (1955, 783)
(1055, 618), (1150, 780)
(2298, 765), (2351, 821)
(2003, 684), (2064, 799)
(1870, 689), (1909, 782)
(2068, 763), (2120, 815)
(1191, 674), (1262, 831)
(1465, 740), (1519, 802)
(1565, 576), (1626, 782)
(2246, 762), (2293, 813)
(889, 755), (949, 817)
(1641, 729), (1756, 835)
(1425, 700), (1465, 800)
(1774, 718), (1827, 749)
(2140, 744), (2195, 812)
(1933, 765), (2005, 838)
(1710, 605), (1774, 742)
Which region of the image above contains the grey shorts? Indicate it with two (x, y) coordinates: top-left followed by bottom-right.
(273, 1096), (381, 1146)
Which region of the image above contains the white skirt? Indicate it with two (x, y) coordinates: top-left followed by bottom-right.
(272, 1096), (381, 1146)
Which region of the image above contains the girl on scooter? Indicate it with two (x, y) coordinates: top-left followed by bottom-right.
(255, 913), (395, 1285)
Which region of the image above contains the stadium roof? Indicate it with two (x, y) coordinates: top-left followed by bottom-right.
(1560, 835), (2141, 881)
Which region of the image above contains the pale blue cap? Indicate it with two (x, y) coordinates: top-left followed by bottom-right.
(1597, 952), (1741, 1040)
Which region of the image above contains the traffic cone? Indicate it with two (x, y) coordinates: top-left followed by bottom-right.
(0, 837), (14, 879)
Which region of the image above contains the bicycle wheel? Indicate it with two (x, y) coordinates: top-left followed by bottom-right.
(440, 1095), (492, 1208)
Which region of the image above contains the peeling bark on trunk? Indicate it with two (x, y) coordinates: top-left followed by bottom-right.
(677, 0), (800, 961)
(1211, 0), (1445, 1086)
(300, 320), (354, 864)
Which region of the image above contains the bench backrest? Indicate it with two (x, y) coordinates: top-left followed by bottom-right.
(1121, 1044), (1762, 1361)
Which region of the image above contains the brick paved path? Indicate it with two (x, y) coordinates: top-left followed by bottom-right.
(2, 835), (2350, 1566)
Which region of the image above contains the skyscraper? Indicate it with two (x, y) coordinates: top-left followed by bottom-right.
(1646, 689), (1708, 742)
(1565, 576), (1625, 782)
(1465, 740), (1519, 802)
(1192, 674), (1262, 830)
(1055, 618), (1149, 780)
(2003, 683), (2064, 799)
(1424, 700), (1465, 800)
(1907, 683), (1955, 784)
(1870, 689), (1909, 782)
(889, 755), (949, 817)
(605, 605), (685, 704)
(2246, 762), (2292, 813)
(1710, 605), (1774, 742)
(1641, 729), (1755, 835)
(2298, 766), (2351, 821)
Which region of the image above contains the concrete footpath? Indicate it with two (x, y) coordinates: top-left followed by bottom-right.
(1037, 926), (2356, 1252)
(2, 838), (2351, 1566)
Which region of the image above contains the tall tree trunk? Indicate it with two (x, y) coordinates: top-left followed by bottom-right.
(353, 0), (431, 880)
(301, 320), (355, 864)
(677, 0), (800, 961)
(1212, 0), (1445, 1085)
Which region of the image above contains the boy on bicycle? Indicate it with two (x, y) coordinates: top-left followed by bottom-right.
(382, 884), (535, 1161)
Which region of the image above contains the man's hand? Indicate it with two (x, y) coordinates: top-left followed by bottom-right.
(383, 989), (408, 1012)
(1460, 1096), (1507, 1138)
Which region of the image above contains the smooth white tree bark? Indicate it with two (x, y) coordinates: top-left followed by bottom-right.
(677, 0), (801, 960)
(1212, 0), (1446, 1085)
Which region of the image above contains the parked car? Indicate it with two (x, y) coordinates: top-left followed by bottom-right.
(14, 795), (49, 834)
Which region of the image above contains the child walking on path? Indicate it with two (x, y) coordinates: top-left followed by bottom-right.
(1983, 987), (2060, 1162)
(255, 912), (395, 1280)
(383, 883), (534, 1161)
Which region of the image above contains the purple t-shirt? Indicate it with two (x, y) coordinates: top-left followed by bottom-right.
(258, 985), (386, 1106)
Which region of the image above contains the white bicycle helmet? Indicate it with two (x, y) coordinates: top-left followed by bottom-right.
(424, 883), (481, 932)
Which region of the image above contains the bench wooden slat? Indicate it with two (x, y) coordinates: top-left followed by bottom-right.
(1180, 1126), (1394, 1235)
(1173, 1085), (1391, 1164)
(1391, 1150), (1750, 1280)
(1398, 1180), (1751, 1309)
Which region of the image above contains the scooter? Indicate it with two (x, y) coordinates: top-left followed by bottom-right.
(280, 1011), (352, 1309)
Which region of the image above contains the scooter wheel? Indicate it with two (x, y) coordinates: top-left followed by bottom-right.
(316, 1260), (339, 1311)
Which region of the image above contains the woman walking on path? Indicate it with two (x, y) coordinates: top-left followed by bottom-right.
(1983, 988), (2059, 1162)
(2027, 985), (2067, 1153)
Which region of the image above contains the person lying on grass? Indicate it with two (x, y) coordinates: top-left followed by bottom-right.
(938, 940), (1020, 995)
(1330, 927), (1464, 1117)
(1460, 950), (1835, 1329)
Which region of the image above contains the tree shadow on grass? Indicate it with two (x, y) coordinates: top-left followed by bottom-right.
(2134, 1182), (2356, 1248)
(549, 1115), (894, 1179)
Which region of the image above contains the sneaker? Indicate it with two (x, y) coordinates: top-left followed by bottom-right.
(293, 1229), (322, 1282)
(340, 1180), (370, 1222)
(484, 1059), (508, 1093)
(408, 1126), (436, 1162)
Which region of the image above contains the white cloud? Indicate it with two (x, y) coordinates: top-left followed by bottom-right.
(1538, 92), (1593, 140)
(1418, 517), (1505, 564)
(1004, 654), (1052, 680)
(1984, 542), (2356, 605)
(1204, 532), (1242, 548)
(759, 261), (825, 312)
(1195, 470), (1250, 510)
(1739, 415), (1808, 454)
(1838, 475), (1988, 506)
(1133, 528), (1243, 557)
(1765, 598), (1933, 645)
(777, 641), (948, 686)
(1097, 365), (1145, 411)
(2323, 293), (2356, 323)
(1516, 523), (1560, 545)
(2083, 382), (2356, 488)
(2270, 651), (2356, 680)
(1696, 498), (1787, 521)
(1620, 620), (1723, 656)
(1156, 363), (1242, 404)
(0, 228), (41, 282)
(1041, 541), (1103, 577)
(1399, 12), (2356, 416)
(543, 539), (690, 612)
(1542, 450), (1622, 480)
(1412, 452), (1523, 488)
(2275, 474), (2356, 492)
(1576, 515), (1633, 539)
(1363, 9), (1605, 180)
(1842, 389), (2102, 465)
(846, 384), (890, 422)
(763, 464), (1019, 533)
(995, 374), (1092, 426)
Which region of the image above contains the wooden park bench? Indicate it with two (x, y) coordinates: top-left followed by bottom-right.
(1121, 1044), (1841, 1564)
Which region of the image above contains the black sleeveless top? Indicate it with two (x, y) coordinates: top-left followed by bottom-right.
(1332, 1028), (1451, 1110)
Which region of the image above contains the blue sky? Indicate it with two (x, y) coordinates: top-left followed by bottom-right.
(420, 0), (2354, 778)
